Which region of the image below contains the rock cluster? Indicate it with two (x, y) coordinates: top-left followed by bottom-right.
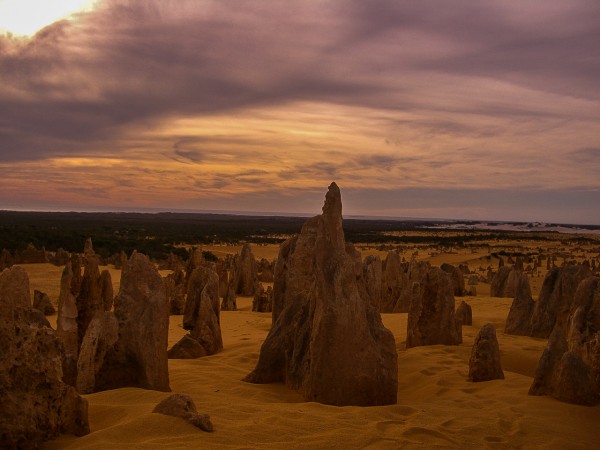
(93, 252), (170, 392)
(54, 244), (171, 394)
(529, 276), (600, 405)
(441, 263), (466, 297)
(252, 283), (273, 312)
(244, 183), (398, 406)
(257, 258), (275, 282)
(0, 267), (89, 447)
(169, 266), (223, 358)
(529, 264), (592, 338)
(468, 324), (504, 382)
(502, 263), (592, 339)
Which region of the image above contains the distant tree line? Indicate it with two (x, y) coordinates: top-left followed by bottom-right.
(0, 211), (595, 261)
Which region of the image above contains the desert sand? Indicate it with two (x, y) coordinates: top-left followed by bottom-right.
(16, 252), (600, 449)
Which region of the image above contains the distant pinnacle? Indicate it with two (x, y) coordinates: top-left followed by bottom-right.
(322, 182), (341, 219)
(321, 182), (344, 249)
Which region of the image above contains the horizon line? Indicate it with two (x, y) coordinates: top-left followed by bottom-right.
(1, 207), (599, 229)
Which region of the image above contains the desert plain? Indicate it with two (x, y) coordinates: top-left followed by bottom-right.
(7, 230), (597, 449)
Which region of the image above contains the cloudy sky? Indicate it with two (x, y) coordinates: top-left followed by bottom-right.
(1, 0), (599, 224)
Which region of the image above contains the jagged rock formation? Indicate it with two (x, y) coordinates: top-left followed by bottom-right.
(171, 266), (223, 358)
(221, 278), (237, 311)
(529, 277), (600, 405)
(252, 283), (272, 312)
(0, 268), (89, 447)
(406, 268), (462, 348)
(271, 236), (298, 324)
(33, 289), (56, 315)
(185, 247), (204, 287)
(164, 268), (186, 315)
(94, 252), (170, 392)
(441, 263), (466, 297)
(216, 263), (229, 298)
(504, 274), (535, 336)
(234, 243), (258, 296)
(13, 243), (48, 263)
(468, 324), (504, 382)
(76, 312), (119, 394)
(244, 183), (398, 406)
(257, 258), (275, 282)
(491, 265), (524, 298)
(362, 255), (383, 309)
(56, 262), (79, 385)
(51, 248), (70, 266)
(455, 300), (473, 326)
(99, 270), (114, 311)
(529, 264), (592, 338)
(0, 248), (14, 270)
(153, 394), (214, 432)
(381, 251), (405, 312)
(76, 249), (103, 349)
(70, 253), (83, 296)
(0, 266), (31, 308)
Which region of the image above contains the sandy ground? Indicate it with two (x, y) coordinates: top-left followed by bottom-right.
(15, 254), (600, 449)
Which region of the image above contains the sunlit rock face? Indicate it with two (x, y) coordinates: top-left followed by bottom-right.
(95, 252), (170, 392)
(244, 182), (398, 406)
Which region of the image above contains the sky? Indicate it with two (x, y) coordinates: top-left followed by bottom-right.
(0, 0), (599, 224)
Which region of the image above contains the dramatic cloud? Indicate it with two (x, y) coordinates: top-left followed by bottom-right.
(0, 0), (598, 223)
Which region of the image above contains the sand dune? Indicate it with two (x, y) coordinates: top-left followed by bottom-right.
(34, 291), (598, 449)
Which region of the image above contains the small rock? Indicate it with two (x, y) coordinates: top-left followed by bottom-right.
(153, 394), (214, 432)
(468, 324), (504, 382)
(455, 300), (472, 326)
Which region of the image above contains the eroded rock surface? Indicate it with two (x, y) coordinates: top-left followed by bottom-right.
(33, 289), (56, 315)
(234, 243), (258, 296)
(0, 269), (89, 447)
(455, 300), (473, 326)
(244, 183), (398, 406)
(153, 394), (214, 432)
(406, 268), (461, 348)
(529, 277), (600, 405)
(529, 264), (592, 338)
(95, 252), (170, 392)
(504, 274), (535, 336)
(171, 266), (223, 357)
(76, 312), (119, 394)
(441, 263), (466, 297)
(468, 324), (504, 382)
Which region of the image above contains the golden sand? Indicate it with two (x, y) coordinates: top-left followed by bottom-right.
(17, 255), (600, 449)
